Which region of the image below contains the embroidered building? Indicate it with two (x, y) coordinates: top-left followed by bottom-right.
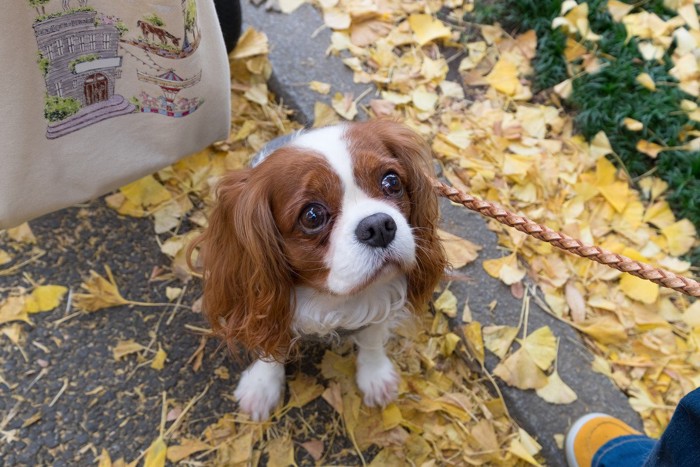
(33, 9), (134, 139)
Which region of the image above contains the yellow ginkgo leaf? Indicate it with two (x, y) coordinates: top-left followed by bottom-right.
(598, 181), (629, 213)
(382, 403), (402, 430)
(661, 219), (697, 256)
(24, 285), (68, 313)
(536, 370), (578, 404)
(120, 175), (172, 209)
(589, 131), (613, 159)
(463, 321), (485, 365)
(144, 437), (167, 467)
(230, 27), (269, 59)
(150, 345), (167, 370)
(483, 254), (526, 285)
(636, 140), (664, 158)
(411, 88), (438, 112)
(0, 296), (30, 325)
(483, 325), (519, 360)
(578, 315), (627, 344)
(485, 57), (519, 96)
(635, 73), (656, 91)
(279, 0), (306, 14)
(620, 273), (659, 304)
(493, 347), (548, 390)
(643, 201), (675, 228)
(113, 340), (144, 361)
(73, 266), (129, 312)
(323, 7), (351, 30)
(97, 449), (111, 467)
(7, 223), (36, 244)
(331, 92), (358, 120)
(434, 288), (457, 318)
(520, 326), (557, 371)
(437, 229), (481, 269)
(309, 80), (331, 94)
(313, 101), (341, 128)
(166, 439), (212, 463)
(408, 14), (452, 46)
(622, 118), (643, 131)
(607, 0), (635, 22)
(0, 250), (12, 266)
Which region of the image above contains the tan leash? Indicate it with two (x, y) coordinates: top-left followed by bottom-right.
(433, 180), (700, 298)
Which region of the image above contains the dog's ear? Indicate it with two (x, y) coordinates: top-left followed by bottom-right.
(188, 169), (294, 361)
(370, 120), (448, 311)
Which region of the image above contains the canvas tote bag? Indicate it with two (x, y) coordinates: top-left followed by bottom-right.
(0, 0), (231, 229)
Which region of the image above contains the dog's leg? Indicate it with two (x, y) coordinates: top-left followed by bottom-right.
(234, 359), (285, 421)
(354, 322), (400, 407)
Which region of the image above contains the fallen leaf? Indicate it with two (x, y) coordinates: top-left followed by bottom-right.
(535, 370), (578, 404)
(300, 439), (324, 461)
(661, 219), (697, 256)
(331, 92), (358, 120)
(144, 437), (167, 467)
(166, 438), (212, 463)
(73, 266), (128, 312)
(113, 340), (145, 361)
(437, 229), (481, 268)
(230, 28), (269, 59)
(150, 346), (167, 370)
(266, 434), (295, 467)
(279, 0), (306, 14)
(483, 325), (519, 360)
(636, 140), (664, 158)
(0, 250), (11, 266)
(434, 288), (457, 318)
(309, 80), (331, 94)
(493, 347), (548, 389)
(24, 285), (67, 313)
(7, 223), (36, 244)
(520, 326), (557, 371)
(619, 273), (659, 304)
(408, 14), (452, 46)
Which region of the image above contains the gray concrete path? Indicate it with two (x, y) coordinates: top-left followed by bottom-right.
(241, 1), (642, 465)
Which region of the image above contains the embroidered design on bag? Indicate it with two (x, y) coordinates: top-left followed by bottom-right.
(29, 0), (204, 139)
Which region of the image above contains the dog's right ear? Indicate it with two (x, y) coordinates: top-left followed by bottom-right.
(188, 169), (295, 361)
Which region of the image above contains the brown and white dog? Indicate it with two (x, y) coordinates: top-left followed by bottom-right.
(191, 120), (446, 420)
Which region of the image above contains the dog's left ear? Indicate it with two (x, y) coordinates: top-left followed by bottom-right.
(369, 119), (448, 311)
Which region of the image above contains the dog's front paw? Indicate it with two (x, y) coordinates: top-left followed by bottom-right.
(356, 355), (400, 407)
(234, 360), (285, 421)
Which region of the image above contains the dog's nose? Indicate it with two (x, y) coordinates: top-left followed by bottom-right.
(355, 213), (396, 248)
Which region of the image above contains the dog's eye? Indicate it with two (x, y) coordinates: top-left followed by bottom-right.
(299, 203), (329, 233)
(381, 172), (403, 197)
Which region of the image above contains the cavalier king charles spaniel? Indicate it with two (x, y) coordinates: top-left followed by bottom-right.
(191, 120), (446, 420)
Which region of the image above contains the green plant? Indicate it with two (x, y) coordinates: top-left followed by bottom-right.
(69, 54), (98, 72)
(35, 6), (94, 23)
(144, 13), (165, 27)
(36, 50), (49, 76)
(115, 21), (128, 36)
(44, 94), (81, 122)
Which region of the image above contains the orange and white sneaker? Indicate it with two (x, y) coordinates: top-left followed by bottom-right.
(565, 413), (641, 467)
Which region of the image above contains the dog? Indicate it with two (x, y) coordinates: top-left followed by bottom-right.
(191, 120), (447, 420)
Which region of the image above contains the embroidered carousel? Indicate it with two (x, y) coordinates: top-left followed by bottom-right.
(136, 68), (202, 117)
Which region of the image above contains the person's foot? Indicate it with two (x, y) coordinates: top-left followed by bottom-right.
(566, 413), (641, 467)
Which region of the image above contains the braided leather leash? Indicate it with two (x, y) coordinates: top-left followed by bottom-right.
(433, 180), (700, 298)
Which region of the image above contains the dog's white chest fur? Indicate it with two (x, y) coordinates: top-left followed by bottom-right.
(292, 273), (409, 338)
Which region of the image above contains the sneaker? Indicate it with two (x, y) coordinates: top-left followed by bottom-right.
(565, 413), (641, 467)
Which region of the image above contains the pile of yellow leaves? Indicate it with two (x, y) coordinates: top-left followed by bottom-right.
(276, 0), (698, 439)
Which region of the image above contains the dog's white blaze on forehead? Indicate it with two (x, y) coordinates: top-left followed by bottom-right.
(291, 125), (365, 200)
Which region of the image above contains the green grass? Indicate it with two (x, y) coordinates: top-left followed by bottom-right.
(470, 0), (700, 264)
